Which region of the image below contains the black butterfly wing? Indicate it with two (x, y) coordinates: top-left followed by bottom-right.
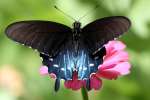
(5, 21), (72, 57)
(82, 16), (131, 53)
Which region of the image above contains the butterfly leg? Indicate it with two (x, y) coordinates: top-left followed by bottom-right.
(55, 78), (61, 92)
(86, 78), (91, 91)
(40, 53), (62, 92)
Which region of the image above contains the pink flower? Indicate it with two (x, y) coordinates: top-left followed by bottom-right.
(64, 41), (131, 90)
(39, 66), (56, 79)
(90, 74), (102, 90)
(39, 66), (48, 76)
(97, 41), (131, 79)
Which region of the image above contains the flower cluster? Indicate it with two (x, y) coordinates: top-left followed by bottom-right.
(40, 40), (131, 90)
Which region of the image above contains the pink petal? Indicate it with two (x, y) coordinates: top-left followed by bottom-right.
(49, 73), (57, 79)
(64, 71), (83, 90)
(97, 70), (120, 80)
(103, 51), (129, 68)
(98, 63), (116, 71)
(111, 41), (126, 51)
(90, 74), (102, 90)
(39, 66), (48, 76)
(64, 80), (72, 88)
(71, 80), (83, 90)
(104, 41), (126, 59)
(97, 62), (131, 80)
(64, 80), (83, 90)
(107, 62), (131, 75)
(105, 41), (126, 53)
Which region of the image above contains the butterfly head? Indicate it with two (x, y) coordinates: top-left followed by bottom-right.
(73, 21), (81, 29)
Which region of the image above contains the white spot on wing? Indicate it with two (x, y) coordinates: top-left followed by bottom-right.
(83, 67), (87, 71)
(79, 67), (82, 70)
(49, 58), (53, 61)
(53, 64), (59, 67)
(89, 63), (94, 67)
(67, 67), (71, 70)
(34, 49), (37, 52)
(61, 68), (65, 71)
(40, 57), (43, 60)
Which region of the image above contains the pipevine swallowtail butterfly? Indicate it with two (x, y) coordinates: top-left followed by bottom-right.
(5, 16), (131, 91)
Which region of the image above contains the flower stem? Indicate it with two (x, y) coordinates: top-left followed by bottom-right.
(81, 87), (89, 100)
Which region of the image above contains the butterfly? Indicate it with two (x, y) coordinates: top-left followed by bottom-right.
(5, 16), (131, 91)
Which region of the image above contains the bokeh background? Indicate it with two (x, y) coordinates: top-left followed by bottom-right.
(0, 0), (150, 100)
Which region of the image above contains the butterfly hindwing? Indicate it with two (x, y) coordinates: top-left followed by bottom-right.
(5, 20), (72, 57)
(82, 16), (131, 53)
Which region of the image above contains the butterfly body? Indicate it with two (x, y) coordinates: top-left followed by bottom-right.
(5, 16), (131, 91)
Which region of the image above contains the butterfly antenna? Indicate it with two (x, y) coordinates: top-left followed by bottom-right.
(78, 0), (105, 21)
(78, 4), (99, 21)
(54, 5), (76, 21)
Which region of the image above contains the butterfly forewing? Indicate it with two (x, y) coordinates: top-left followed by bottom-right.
(82, 16), (131, 53)
(5, 21), (72, 56)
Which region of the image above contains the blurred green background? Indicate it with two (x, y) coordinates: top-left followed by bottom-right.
(0, 0), (150, 100)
